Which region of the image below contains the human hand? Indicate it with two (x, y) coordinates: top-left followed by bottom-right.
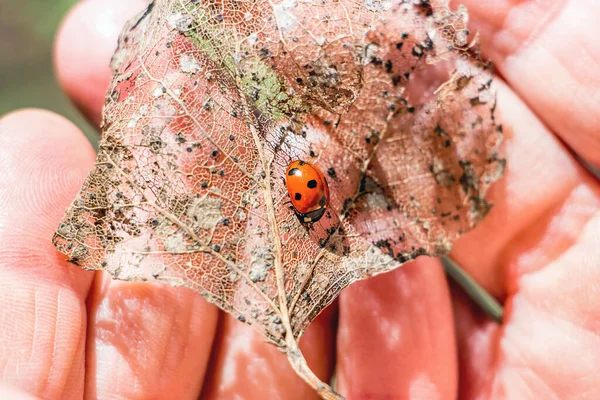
(0, 0), (599, 398)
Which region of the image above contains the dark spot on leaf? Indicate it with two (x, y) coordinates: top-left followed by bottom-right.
(384, 60), (393, 73)
(470, 97), (485, 106)
(423, 37), (434, 50)
(375, 239), (394, 257)
(456, 75), (472, 90)
(303, 292), (311, 302)
(259, 48), (271, 58)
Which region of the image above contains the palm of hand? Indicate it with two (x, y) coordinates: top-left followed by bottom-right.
(0, 0), (598, 399)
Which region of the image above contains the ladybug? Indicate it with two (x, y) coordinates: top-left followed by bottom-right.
(285, 160), (330, 223)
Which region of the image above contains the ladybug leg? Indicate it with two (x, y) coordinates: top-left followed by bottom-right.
(275, 192), (292, 207)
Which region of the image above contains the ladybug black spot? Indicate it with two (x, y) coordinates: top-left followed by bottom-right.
(295, 193), (302, 201)
(307, 180), (317, 189)
(288, 168), (300, 176)
(319, 197), (327, 207)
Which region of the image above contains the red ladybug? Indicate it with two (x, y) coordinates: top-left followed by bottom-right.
(285, 160), (330, 223)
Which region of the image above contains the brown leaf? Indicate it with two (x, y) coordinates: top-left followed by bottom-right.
(53, 0), (503, 397)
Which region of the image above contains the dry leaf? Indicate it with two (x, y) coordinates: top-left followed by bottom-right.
(53, 0), (503, 397)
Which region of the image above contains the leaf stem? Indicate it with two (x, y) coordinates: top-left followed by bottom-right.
(441, 256), (503, 323)
(234, 73), (342, 399)
(285, 340), (344, 400)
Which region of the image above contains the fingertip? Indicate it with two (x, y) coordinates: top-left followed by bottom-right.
(0, 108), (96, 187)
(54, 0), (148, 126)
(336, 258), (457, 399)
(0, 108), (95, 291)
(1, 107), (94, 151)
(202, 309), (335, 399)
(86, 274), (219, 399)
(0, 108), (96, 400)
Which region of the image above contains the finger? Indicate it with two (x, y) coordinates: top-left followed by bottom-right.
(453, 174), (600, 398)
(450, 0), (600, 167)
(55, 0), (148, 126)
(447, 78), (600, 397)
(451, 80), (585, 298)
(0, 109), (96, 398)
(202, 307), (336, 399)
(0, 384), (40, 400)
(450, 283), (500, 399)
(85, 272), (219, 399)
(336, 257), (457, 399)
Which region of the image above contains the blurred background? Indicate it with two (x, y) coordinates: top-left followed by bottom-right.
(0, 0), (96, 142)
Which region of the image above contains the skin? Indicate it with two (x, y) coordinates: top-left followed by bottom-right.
(0, 0), (599, 398)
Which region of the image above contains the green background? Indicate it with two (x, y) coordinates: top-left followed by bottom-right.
(0, 0), (95, 142)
